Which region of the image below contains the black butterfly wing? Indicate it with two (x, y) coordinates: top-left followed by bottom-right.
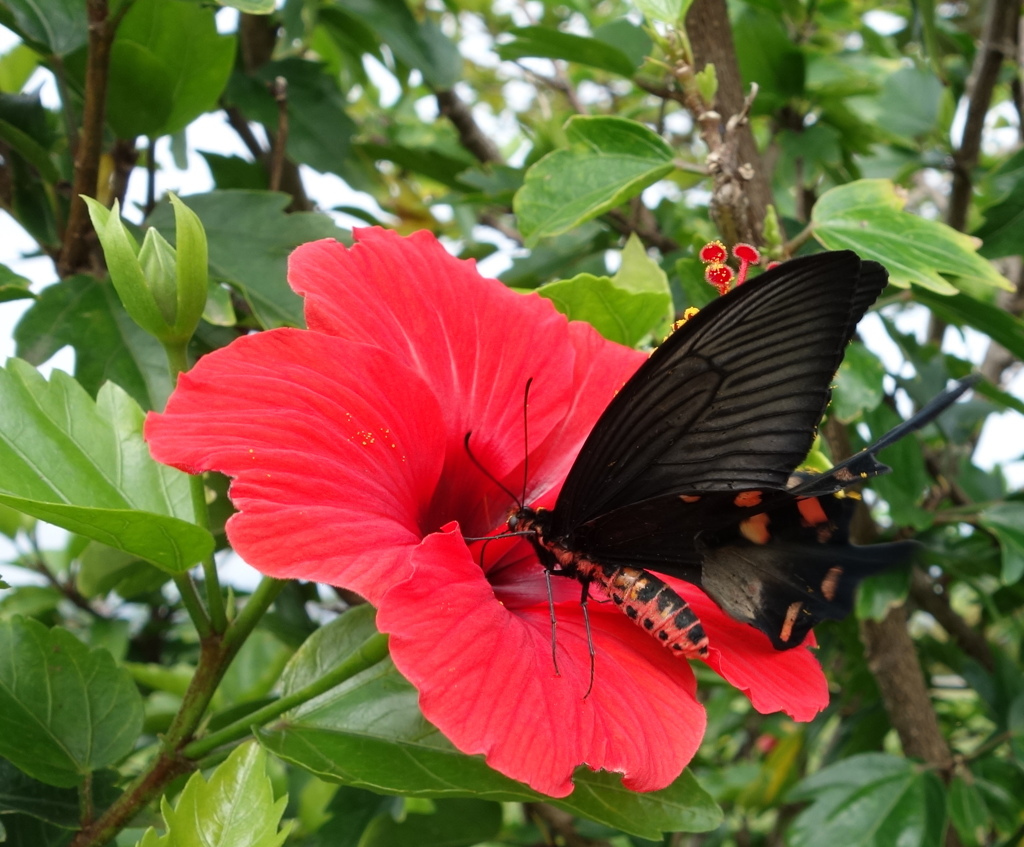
(549, 251), (888, 538)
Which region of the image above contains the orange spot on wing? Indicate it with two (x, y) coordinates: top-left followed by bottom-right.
(821, 566), (843, 602)
(734, 490), (763, 508)
(679, 494), (702, 503)
(780, 601), (802, 643)
(739, 513), (771, 544)
(797, 497), (829, 527)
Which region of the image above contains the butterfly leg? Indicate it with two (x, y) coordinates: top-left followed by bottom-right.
(543, 568), (561, 678)
(578, 578), (597, 699)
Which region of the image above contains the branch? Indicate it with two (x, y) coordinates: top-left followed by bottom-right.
(58, 0), (115, 278)
(435, 88), (502, 164)
(909, 568), (994, 672)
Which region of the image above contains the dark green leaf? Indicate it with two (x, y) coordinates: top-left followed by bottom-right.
(0, 360), (213, 572)
(787, 753), (946, 847)
(147, 191), (345, 328)
(106, 0), (235, 138)
(832, 342), (886, 422)
(335, 0), (460, 88)
(947, 775), (989, 847)
(497, 27), (639, 77)
(912, 287), (1024, 363)
(0, 617), (143, 787)
(360, 799), (502, 847)
(515, 116), (674, 244)
(15, 275), (173, 410)
(0, 760), (120, 828)
(861, 400), (934, 530)
(2, 0), (86, 55)
(734, 7), (805, 112)
(979, 502), (1024, 584)
(200, 152), (269, 191)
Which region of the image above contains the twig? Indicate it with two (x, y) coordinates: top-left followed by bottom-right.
(269, 77), (289, 193)
(436, 88), (502, 164)
(909, 568), (994, 671)
(58, 0), (115, 278)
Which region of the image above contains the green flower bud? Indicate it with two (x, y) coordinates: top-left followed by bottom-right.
(84, 194), (209, 345)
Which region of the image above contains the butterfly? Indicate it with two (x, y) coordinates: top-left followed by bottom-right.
(508, 251), (974, 656)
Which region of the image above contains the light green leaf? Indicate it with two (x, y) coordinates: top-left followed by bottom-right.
(147, 191), (345, 328)
(0, 360), (213, 572)
(515, 116), (674, 245)
(218, 0), (276, 12)
(136, 743), (289, 847)
(0, 617), (143, 787)
(948, 775), (989, 847)
(876, 67), (943, 139)
(497, 26), (639, 76)
(0, 264), (34, 303)
(812, 179), (1012, 294)
(538, 274), (670, 346)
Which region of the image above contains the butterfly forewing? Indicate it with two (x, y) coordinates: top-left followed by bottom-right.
(549, 252), (888, 535)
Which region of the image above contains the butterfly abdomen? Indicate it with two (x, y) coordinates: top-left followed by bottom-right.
(574, 560), (709, 658)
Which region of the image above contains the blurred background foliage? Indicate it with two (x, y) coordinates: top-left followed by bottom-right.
(0, 0), (1022, 844)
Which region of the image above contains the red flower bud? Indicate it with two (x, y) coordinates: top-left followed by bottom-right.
(699, 241), (728, 264)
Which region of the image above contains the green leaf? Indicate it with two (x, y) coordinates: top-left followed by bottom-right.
(261, 608), (720, 838)
(831, 342), (886, 422)
(912, 288), (1024, 363)
(225, 59), (357, 178)
(734, 7), (805, 112)
(2, 0), (86, 55)
(75, 542), (169, 599)
(979, 502), (1024, 584)
(360, 799), (502, 847)
(812, 179), (1012, 294)
(497, 27), (639, 77)
(855, 568), (910, 622)
(860, 400), (934, 530)
(875, 67), (943, 139)
(787, 753), (947, 847)
(218, 0), (276, 12)
(515, 116), (674, 245)
(0, 360), (213, 572)
(976, 188), (1024, 258)
(538, 274), (670, 346)
(136, 743), (289, 847)
(106, 0), (235, 138)
(0, 263), (34, 303)
(14, 275), (173, 410)
(146, 191), (345, 328)
(335, 0), (460, 88)
(0, 759), (120, 828)
(0, 44), (39, 93)
(0, 117), (59, 182)
(0, 618), (143, 787)
(948, 775), (989, 847)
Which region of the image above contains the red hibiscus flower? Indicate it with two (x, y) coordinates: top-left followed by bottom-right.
(145, 228), (828, 798)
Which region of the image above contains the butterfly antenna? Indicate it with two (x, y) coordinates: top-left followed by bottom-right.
(522, 377), (533, 506)
(463, 431), (522, 507)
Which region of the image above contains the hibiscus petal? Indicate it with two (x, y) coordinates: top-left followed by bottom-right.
(378, 528), (706, 797)
(145, 330), (446, 601)
(289, 230), (577, 492)
(681, 585), (829, 721)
